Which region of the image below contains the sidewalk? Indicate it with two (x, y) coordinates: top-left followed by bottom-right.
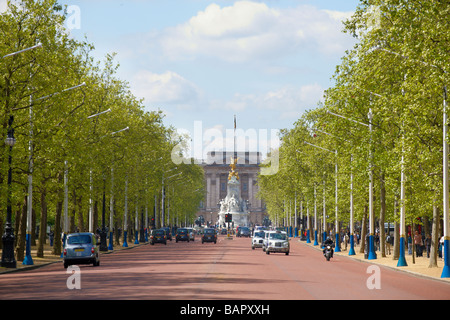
(0, 240), (147, 274)
(301, 239), (450, 283)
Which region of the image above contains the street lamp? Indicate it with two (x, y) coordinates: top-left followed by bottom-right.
(1, 43), (42, 60)
(326, 109), (376, 259)
(1, 116), (16, 268)
(1, 42), (42, 267)
(304, 141), (340, 252)
(314, 129), (355, 253)
(27, 82), (87, 264)
(372, 47), (449, 276)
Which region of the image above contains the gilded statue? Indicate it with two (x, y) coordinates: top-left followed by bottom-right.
(228, 157), (239, 180)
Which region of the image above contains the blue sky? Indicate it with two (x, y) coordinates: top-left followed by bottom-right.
(56, 0), (360, 158)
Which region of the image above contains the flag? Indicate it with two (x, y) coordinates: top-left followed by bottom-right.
(234, 115), (236, 129)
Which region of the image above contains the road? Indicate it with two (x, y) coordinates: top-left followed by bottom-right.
(0, 234), (449, 301)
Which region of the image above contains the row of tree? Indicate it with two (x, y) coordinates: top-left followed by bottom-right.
(0, 0), (204, 261)
(258, 0), (449, 268)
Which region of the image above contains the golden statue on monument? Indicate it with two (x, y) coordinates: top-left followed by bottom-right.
(228, 157), (239, 180)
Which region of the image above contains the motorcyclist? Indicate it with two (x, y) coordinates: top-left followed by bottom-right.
(322, 236), (334, 258)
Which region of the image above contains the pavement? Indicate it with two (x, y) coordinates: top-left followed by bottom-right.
(2, 237), (450, 284)
(301, 238), (450, 283)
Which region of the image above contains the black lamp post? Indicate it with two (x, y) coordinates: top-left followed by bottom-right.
(1, 116), (17, 268)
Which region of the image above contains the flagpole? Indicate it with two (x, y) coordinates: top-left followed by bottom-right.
(234, 115), (237, 160)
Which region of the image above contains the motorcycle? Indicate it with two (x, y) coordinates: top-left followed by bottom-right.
(324, 244), (333, 261)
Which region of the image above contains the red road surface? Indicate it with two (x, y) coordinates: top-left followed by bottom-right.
(0, 235), (449, 300)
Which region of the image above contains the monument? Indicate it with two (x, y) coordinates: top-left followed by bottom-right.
(217, 157), (250, 227)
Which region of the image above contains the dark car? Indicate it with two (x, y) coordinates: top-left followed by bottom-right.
(160, 227), (172, 241)
(202, 228), (217, 244)
(150, 229), (167, 245)
(237, 226), (251, 238)
(176, 228), (190, 242)
(63, 232), (100, 268)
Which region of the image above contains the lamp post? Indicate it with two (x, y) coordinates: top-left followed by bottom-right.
(99, 176), (108, 251)
(442, 86), (450, 278)
(315, 128), (355, 255)
(327, 110), (376, 259)
(27, 82), (86, 264)
(1, 43), (42, 60)
(1, 116), (16, 268)
(108, 167), (114, 250)
(372, 47), (448, 274)
(123, 176), (129, 247)
(1, 43), (42, 267)
(86, 108), (112, 233)
(304, 141), (340, 251)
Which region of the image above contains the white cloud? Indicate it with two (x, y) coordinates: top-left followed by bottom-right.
(209, 83), (324, 118)
(129, 70), (201, 106)
(158, 1), (354, 62)
(0, 0), (7, 13)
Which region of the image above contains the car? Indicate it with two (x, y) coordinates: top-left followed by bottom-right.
(265, 231), (290, 255)
(63, 232), (100, 268)
(186, 227), (195, 241)
(237, 226), (251, 238)
(160, 227), (172, 241)
(150, 229), (167, 245)
(202, 228), (217, 244)
(220, 228), (228, 235)
(176, 228), (190, 242)
(251, 230), (265, 250)
(253, 225), (267, 236)
(262, 230), (272, 252)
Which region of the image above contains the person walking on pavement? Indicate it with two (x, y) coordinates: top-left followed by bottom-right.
(414, 231), (422, 257)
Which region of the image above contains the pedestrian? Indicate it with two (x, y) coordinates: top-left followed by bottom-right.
(49, 230), (54, 246)
(343, 233), (348, 251)
(425, 234), (432, 258)
(375, 232), (380, 251)
(408, 233), (412, 255)
(414, 231), (422, 257)
(385, 234), (391, 255)
(440, 235), (445, 259)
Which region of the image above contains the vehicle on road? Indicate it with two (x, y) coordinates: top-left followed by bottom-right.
(237, 226), (251, 238)
(63, 232), (100, 268)
(251, 230), (265, 250)
(262, 230), (272, 252)
(202, 228), (217, 244)
(176, 228), (190, 242)
(265, 231), (290, 255)
(150, 229), (167, 245)
(160, 227), (172, 241)
(322, 237), (334, 261)
(186, 227), (195, 241)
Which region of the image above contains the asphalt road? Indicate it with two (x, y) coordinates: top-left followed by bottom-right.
(0, 234), (449, 301)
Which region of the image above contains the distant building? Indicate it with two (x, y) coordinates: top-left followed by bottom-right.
(196, 151), (266, 226)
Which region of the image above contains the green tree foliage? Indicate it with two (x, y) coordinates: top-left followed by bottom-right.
(0, 0), (204, 258)
(258, 0), (449, 260)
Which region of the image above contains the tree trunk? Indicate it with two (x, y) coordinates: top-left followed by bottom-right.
(379, 171), (386, 257)
(77, 195), (84, 232)
(393, 222), (400, 260)
(428, 205), (440, 268)
(359, 206), (368, 254)
(31, 208), (36, 246)
(52, 173), (63, 256)
(15, 195), (27, 261)
(52, 200), (62, 256)
(37, 187), (48, 258)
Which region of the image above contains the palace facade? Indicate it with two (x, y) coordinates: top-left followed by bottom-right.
(196, 151), (266, 226)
